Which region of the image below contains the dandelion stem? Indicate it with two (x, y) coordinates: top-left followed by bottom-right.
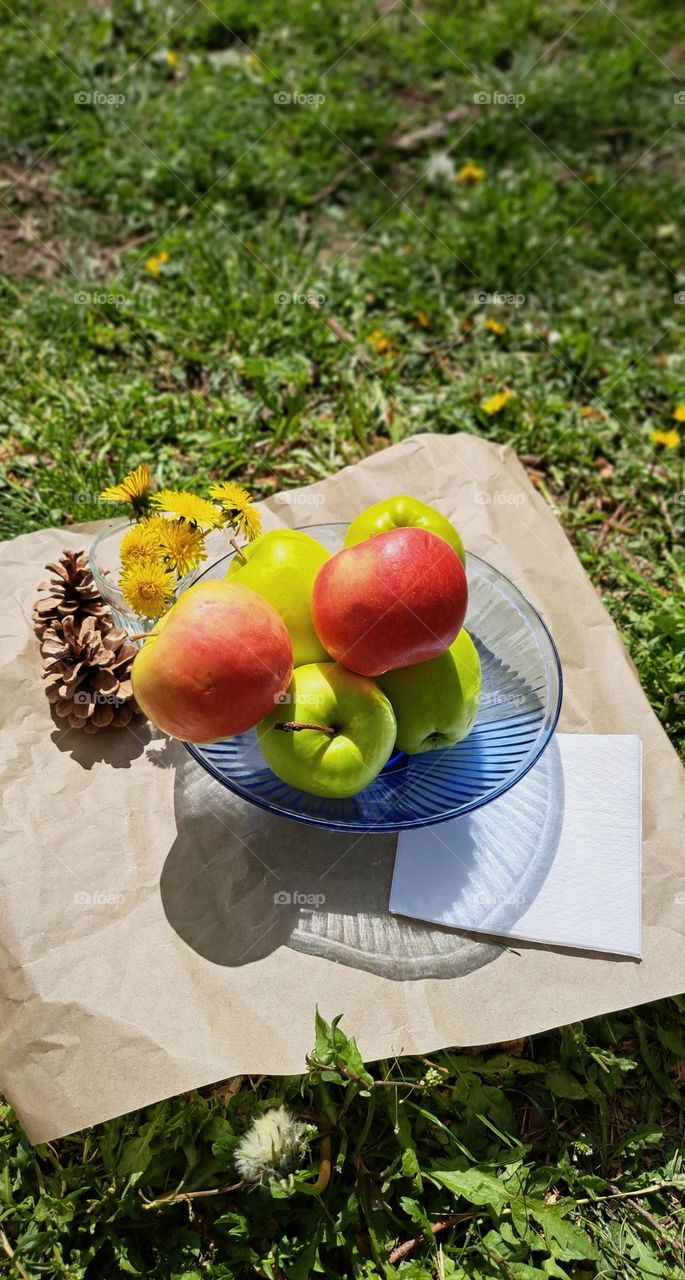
(298, 1135), (331, 1197)
(230, 537), (247, 564)
(140, 1180), (244, 1210)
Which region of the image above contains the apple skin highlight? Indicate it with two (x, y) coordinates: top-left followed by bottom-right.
(258, 662), (397, 798)
(132, 581), (293, 742)
(226, 528), (330, 666)
(344, 493), (465, 564)
(311, 526), (468, 677)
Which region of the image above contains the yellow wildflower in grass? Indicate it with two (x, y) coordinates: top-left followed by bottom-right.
(415, 310), (431, 328)
(651, 428), (681, 449)
(367, 327), (393, 353)
(100, 463), (151, 515)
(672, 404), (685, 422)
(484, 316), (505, 336)
(165, 50), (178, 69)
(120, 559), (176, 619)
(119, 521), (160, 565)
(208, 481), (262, 542)
(367, 328), (393, 354)
(145, 249), (170, 277)
(156, 518), (206, 576)
(151, 489), (221, 529)
(458, 163), (485, 185)
(481, 389), (514, 416)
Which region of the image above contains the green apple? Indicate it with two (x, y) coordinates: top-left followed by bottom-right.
(344, 495), (465, 563)
(257, 662), (397, 798)
(226, 529), (330, 665)
(377, 628), (481, 754)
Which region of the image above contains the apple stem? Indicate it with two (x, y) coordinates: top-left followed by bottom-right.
(129, 631), (156, 642)
(230, 537), (247, 564)
(274, 721), (336, 735)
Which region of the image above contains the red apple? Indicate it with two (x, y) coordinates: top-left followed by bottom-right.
(311, 527), (467, 677)
(132, 581), (293, 742)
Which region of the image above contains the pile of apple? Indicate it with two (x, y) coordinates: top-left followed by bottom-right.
(132, 496), (482, 798)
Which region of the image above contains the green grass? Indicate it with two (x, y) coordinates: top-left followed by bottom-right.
(0, 0), (684, 1274)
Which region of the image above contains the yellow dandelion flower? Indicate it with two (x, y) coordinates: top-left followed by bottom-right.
(145, 249), (170, 277)
(481, 389), (514, 416)
(157, 519), (206, 576)
(415, 310), (431, 328)
(119, 521), (160, 566)
(367, 328), (393, 354)
(672, 404), (685, 422)
(458, 163), (485, 185)
(651, 428), (681, 449)
(120, 560), (175, 619)
(151, 489), (221, 529)
(208, 481), (262, 542)
(100, 463), (151, 514)
(139, 513), (172, 538)
(166, 50), (178, 69)
(484, 316), (505, 336)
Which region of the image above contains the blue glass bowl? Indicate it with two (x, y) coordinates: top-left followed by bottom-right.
(184, 523), (562, 833)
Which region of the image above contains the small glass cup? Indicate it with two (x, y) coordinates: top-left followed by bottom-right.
(88, 518), (199, 635)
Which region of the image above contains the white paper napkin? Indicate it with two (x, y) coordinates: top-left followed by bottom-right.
(390, 735), (642, 958)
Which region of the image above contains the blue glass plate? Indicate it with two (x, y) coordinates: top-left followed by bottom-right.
(184, 523), (562, 832)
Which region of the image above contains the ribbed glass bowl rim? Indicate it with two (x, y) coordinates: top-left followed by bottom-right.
(182, 524), (564, 832)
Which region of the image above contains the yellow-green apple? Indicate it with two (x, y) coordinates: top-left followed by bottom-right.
(345, 495), (465, 563)
(378, 628), (481, 753)
(226, 529), (329, 665)
(311, 527), (468, 677)
(132, 581), (293, 742)
(257, 662), (396, 798)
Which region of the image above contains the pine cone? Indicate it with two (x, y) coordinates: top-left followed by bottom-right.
(33, 549), (110, 639)
(41, 614), (139, 733)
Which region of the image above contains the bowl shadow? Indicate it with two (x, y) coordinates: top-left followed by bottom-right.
(160, 738), (565, 981)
